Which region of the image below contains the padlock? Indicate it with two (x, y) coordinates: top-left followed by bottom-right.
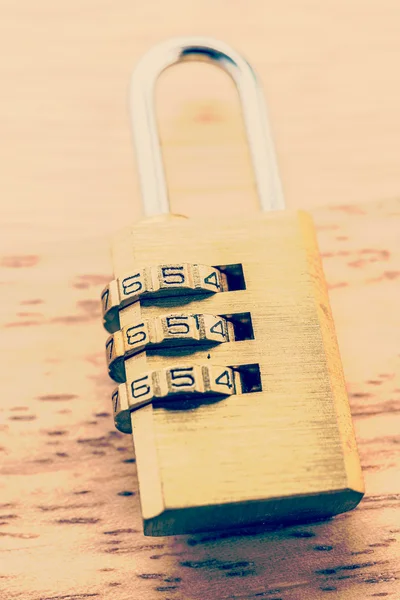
(101, 37), (364, 536)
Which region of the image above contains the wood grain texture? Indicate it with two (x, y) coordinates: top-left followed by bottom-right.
(1, 0), (400, 596)
(1, 199), (399, 598)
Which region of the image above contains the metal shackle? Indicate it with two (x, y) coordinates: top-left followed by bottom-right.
(130, 36), (285, 216)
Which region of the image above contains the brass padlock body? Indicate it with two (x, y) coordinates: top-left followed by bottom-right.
(111, 209), (364, 536)
(107, 37), (364, 536)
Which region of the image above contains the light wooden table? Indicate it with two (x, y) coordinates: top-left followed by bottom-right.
(0, 2), (399, 599)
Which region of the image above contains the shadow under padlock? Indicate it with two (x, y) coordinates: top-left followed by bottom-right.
(100, 36), (364, 536)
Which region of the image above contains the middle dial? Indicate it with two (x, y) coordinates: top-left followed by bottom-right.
(106, 313), (233, 383)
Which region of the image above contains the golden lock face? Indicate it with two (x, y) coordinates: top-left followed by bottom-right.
(101, 38), (364, 536)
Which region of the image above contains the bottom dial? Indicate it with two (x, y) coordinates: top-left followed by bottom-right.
(112, 364), (236, 434)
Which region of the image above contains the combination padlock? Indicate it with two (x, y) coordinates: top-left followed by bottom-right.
(101, 37), (364, 536)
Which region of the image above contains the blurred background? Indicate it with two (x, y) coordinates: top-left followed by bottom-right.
(1, 0), (400, 249)
(1, 3), (400, 599)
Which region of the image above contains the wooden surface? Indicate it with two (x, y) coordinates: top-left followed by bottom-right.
(1, 200), (399, 599)
(1, 1), (400, 598)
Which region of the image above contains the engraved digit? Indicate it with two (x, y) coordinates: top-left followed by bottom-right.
(121, 273), (143, 296)
(204, 271), (220, 289)
(165, 316), (190, 335)
(161, 266), (185, 285)
(215, 370), (233, 389)
(126, 323), (147, 346)
(112, 389), (119, 412)
(101, 288), (110, 311)
(169, 367), (195, 388)
(105, 336), (114, 360)
(131, 375), (151, 399)
(210, 320), (226, 338)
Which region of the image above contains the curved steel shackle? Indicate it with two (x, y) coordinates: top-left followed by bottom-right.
(130, 36), (285, 216)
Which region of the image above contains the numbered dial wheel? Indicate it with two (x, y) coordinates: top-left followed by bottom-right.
(106, 313), (233, 383)
(112, 364), (236, 433)
(101, 263), (225, 333)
